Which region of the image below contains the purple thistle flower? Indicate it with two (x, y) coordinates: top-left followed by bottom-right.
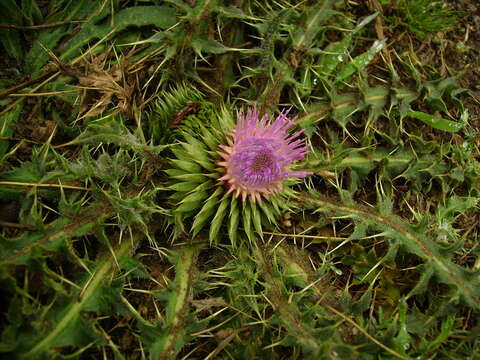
(218, 106), (311, 203)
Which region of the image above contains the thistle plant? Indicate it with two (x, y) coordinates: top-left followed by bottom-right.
(167, 105), (311, 243)
(1, 0), (479, 358)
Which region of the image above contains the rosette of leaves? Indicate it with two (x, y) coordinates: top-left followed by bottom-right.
(165, 104), (308, 244)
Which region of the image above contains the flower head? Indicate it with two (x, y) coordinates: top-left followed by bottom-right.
(218, 106), (311, 203)
(167, 101), (312, 243)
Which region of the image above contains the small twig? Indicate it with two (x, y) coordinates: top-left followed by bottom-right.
(0, 137), (42, 144)
(0, 221), (36, 230)
(0, 181), (90, 191)
(0, 71), (61, 117)
(0, 20), (85, 30)
(8, 89), (79, 97)
(0, 98), (24, 117)
(262, 231), (348, 241)
(0, 70), (57, 100)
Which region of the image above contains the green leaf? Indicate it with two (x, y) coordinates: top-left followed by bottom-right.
(3, 161), (44, 183)
(291, 0), (336, 49)
(392, 299), (411, 355)
(0, 102), (23, 160)
(314, 12), (377, 77)
(426, 314), (456, 352)
(19, 237), (133, 358)
(25, 0), (104, 74)
(148, 246), (199, 359)
(0, 0), (23, 17)
(71, 119), (148, 150)
(316, 38), (351, 76)
(407, 110), (464, 132)
(191, 38), (232, 55)
(301, 193), (480, 309)
(363, 86), (389, 120)
(61, 6), (177, 61)
(0, 28), (22, 62)
(406, 264), (434, 298)
(21, 0), (43, 24)
(331, 93), (361, 127)
(218, 5), (249, 19)
(337, 39), (386, 83)
(393, 87), (419, 118)
(118, 256), (150, 279)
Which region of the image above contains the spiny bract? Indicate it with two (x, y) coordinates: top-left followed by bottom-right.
(167, 104), (311, 244)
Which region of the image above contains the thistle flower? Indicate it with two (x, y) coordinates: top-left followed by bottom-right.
(167, 103), (311, 243)
(218, 107), (311, 203)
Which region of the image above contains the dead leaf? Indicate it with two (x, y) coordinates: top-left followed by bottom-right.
(57, 50), (140, 121)
(191, 297), (227, 311)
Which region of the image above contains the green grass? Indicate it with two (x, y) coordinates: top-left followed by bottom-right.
(0, 0), (479, 359)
